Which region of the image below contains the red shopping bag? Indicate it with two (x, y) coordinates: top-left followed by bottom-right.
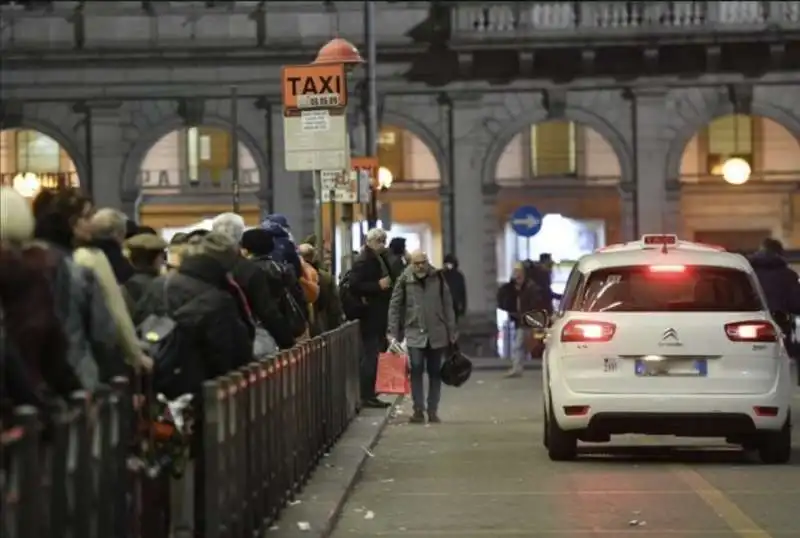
(375, 352), (410, 395)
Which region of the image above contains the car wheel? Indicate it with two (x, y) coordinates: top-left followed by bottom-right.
(757, 412), (792, 465)
(547, 397), (577, 461)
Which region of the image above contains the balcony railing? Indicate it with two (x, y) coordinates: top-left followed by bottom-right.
(495, 174), (621, 188)
(138, 168), (260, 194)
(452, 1), (800, 41)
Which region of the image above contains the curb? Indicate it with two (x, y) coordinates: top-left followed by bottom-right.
(319, 394), (404, 538)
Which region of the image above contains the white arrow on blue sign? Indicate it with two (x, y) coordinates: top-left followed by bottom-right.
(509, 205), (543, 238)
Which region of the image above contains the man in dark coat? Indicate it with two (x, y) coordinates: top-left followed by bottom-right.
(348, 228), (402, 408)
(387, 237), (408, 278)
(442, 253), (467, 320)
(134, 232), (254, 392)
(90, 208), (135, 285)
(749, 238), (800, 335)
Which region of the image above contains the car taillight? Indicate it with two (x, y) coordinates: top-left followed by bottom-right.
(724, 321), (778, 343)
(561, 320), (616, 343)
(648, 265), (686, 273)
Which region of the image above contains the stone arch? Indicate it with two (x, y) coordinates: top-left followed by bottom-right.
(1, 116), (90, 186)
(380, 108), (446, 183)
(665, 96), (800, 182)
(480, 105), (633, 186)
(121, 114), (269, 194)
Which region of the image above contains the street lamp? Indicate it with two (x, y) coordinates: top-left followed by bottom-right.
(721, 157), (751, 185)
(12, 172), (41, 198)
(377, 166), (393, 190)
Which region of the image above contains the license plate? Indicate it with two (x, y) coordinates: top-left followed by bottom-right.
(635, 358), (707, 377)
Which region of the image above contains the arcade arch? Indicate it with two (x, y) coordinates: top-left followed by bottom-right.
(678, 113), (800, 250)
(0, 128), (80, 197)
(493, 120), (624, 282)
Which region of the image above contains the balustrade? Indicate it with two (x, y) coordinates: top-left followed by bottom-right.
(452, 1), (800, 38)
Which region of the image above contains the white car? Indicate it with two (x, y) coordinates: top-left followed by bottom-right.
(535, 234), (793, 463)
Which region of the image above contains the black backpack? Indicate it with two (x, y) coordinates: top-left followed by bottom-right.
(137, 279), (195, 398)
(261, 259), (307, 338)
(339, 269), (367, 321)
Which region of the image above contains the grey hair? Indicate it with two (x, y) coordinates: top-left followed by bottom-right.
(91, 208), (128, 242)
(365, 227), (387, 244)
(211, 212), (246, 244)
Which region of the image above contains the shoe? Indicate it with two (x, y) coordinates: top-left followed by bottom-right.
(428, 412), (441, 424)
(504, 368), (522, 378)
(409, 411), (426, 424)
(362, 398), (392, 409)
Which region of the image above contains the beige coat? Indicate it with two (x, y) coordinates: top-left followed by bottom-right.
(73, 246), (144, 368)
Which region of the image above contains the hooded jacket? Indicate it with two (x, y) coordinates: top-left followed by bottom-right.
(749, 251), (800, 315)
(261, 214), (303, 278)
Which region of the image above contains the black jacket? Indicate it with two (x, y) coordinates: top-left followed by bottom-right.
(442, 267), (467, 318)
(134, 255), (253, 393)
(749, 251), (800, 316)
(348, 247), (399, 336)
(231, 256), (296, 349)
(92, 238), (135, 285)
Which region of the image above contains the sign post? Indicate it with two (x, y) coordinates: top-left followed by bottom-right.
(281, 62), (350, 256)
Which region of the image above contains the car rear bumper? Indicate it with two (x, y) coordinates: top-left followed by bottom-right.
(551, 387), (790, 434)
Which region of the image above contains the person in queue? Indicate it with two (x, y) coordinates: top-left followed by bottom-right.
(497, 261), (547, 378)
(749, 238), (800, 335)
(298, 243), (343, 334)
(387, 250), (457, 424)
(387, 237), (408, 277)
(261, 213), (303, 278)
(211, 213), (294, 347)
(123, 233), (168, 306)
(348, 228), (400, 408)
(89, 208), (135, 285)
(31, 188), (151, 385)
(0, 186), (83, 416)
(441, 253), (467, 322)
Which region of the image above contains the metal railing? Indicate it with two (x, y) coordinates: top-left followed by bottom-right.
(451, 1), (800, 40)
(138, 168), (260, 193)
(1, 322), (362, 538)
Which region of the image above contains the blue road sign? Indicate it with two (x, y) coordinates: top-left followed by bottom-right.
(510, 205), (543, 238)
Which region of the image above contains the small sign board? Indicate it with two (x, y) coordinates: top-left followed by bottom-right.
(510, 205), (543, 238)
(319, 157), (379, 204)
(281, 63), (349, 172)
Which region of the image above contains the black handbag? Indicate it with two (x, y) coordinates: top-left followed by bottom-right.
(440, 343), (472, 387)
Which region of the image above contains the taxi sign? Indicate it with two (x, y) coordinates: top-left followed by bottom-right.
(281, 63), (347, 112)
(642, 234), (678, 246)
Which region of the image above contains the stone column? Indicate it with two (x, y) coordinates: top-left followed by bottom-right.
(79, 101), (126, 210)
(619, 182), (637, 242)
(451, 98), (498, 356)
(439, 182), (455, 257)
(631, 89), (670, 234)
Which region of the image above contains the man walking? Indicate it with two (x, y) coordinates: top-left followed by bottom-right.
(348, 228), (399, 408)
(387, 250), (457, 424)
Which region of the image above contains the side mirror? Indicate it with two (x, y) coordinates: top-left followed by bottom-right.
(523, 310), (550, 328)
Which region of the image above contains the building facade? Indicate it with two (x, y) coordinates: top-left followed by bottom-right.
(3, 1), (800, 352)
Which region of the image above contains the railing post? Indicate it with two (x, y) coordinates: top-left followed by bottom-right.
(201, 380), (222, 538)
(14, 406), (41, 538)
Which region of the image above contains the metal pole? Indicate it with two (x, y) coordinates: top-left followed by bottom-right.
(314, 171), (324, 256)
(83, 104), (94, 196)
(230, 86), (241, 213)
(328, 190), (337, 276)
(364, 0), (379, 229)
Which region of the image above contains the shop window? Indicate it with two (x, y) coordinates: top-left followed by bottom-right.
(531, 121), (576, 176)
(706, 115), (753, 176)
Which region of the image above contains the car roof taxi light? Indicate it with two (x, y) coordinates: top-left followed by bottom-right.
(642, 234), (678, 246)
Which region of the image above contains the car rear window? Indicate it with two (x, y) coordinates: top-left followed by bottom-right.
(575, 265), (763, 312)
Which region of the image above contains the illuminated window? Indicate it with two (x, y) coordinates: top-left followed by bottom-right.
(16, 130), (60, 173)
(706, 115), (753, 176)
(185, 126), (230, 183)
(531, 121), (576, 176)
